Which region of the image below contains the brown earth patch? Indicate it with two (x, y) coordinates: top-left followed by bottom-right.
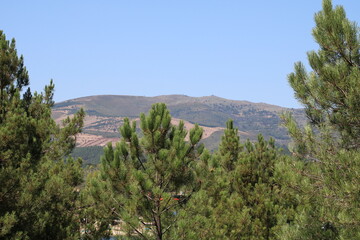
(76, 133), (119, 147)
(54, 110), (244, 147)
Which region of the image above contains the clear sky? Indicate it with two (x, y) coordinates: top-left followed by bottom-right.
(1, 1), (359, 108)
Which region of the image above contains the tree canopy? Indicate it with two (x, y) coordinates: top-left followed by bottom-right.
(84, 103), (204, 240)
(280, 0), (360, 238)
(0, 30), (85, 240)
(288, 0), (360, 149)
(1, 0), (360, 239)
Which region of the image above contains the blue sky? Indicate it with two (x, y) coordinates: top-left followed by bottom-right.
(1, 1), (359, 108)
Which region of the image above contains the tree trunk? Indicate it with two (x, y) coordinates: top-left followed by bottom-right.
(154, 199), (162, 240)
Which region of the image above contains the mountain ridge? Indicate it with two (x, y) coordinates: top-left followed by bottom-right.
(57, 94), (295, 110)
(53, 94), (306, 164)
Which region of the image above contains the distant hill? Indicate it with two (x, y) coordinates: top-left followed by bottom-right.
(53, 95), (306, 165)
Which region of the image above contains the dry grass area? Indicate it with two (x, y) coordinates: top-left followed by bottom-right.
(53, 110), (226, 147)
(171, 117), (224, 139)
(75, 133), (119, 147)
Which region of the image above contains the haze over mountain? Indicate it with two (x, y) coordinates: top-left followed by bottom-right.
(53, 95), (306, 164)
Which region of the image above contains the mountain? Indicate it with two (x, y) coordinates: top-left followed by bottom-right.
(53, 95), (306, 165)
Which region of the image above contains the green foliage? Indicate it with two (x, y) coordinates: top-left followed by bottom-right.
(71, 146), (104, 166)
(0, 30), (29, 121)
(174, 120), (295, 239)
(84, 103), (204, 240)
(281, 113), (360, 239)
(281, 1), (360, 239)
(277, 149), (360, 239)
(2, 1), (357, 239)
(218, 119), (242, 171)
(0, 31), (85, 240)
(288, 0), (360, 149)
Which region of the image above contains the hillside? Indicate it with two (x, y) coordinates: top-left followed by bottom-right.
(53, 95), (306, 165)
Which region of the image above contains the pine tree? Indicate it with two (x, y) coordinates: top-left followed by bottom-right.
(174, 120), (293, 239)
(0, 31), (85, 240)
(0, 31), (29, 121)
(287, 0), (360, 149)
(85, 103), (204, 240)
(281, 0), (360, 238)
(218, 119), (242, 171)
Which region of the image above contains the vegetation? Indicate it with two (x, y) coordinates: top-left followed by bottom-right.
(83, 103), (204, 240)
(171, 121), (296, 239)
(0, 31), (85, 239)
(1, 0), (359, 239)
(71, 146), (104, 166)
(287, 0), (360, 149)
(279, 0), (360, 238)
